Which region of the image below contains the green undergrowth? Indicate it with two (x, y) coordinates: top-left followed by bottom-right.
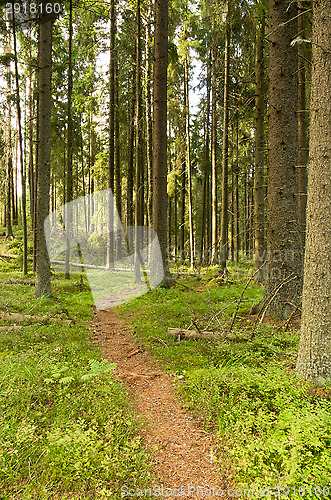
(119, 271), (331, 497)
(0, 260), (153, 498)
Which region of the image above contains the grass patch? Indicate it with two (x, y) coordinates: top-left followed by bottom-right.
(0, 248), (153, 498)
(119, 271), (331, 495)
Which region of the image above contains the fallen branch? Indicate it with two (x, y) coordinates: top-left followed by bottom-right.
(251, 273), (297, 338)
(282, 301), (302, 331)
(0, 325), (22, 332)
(0, 279), (35, 285)
(0, 312), (73, 325)
(228, 264), (264, 333)
(168, 327), (218, 341)
(0, 253), (33, 261)
(0, 252), (18, 259)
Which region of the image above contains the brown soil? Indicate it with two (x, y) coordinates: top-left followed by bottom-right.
(92, 309), (232, 499)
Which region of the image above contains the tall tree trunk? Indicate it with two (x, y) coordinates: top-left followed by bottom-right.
(254, 4), (266, 282)
(12, 12), (28, 273)
(114, 15), (122, 260)
(180, 127), (186, 264)
(235, 118), (240, 263)
(134, 0), (144, 282)
(35, 2), (53, 297)
(5, 44), (13, 240)
(65, 0), (73, 279)
(107, 0), (115, 270)
(297, 0), (308, 244)
(33, 90), (39, 273)
(210, 24), (217, 264)
(184, 56), (194, 269)
(153, 0), (171, 285)
(200, 57), (210, 264)
(28, 56), (35, 231)
(145, 0), (153, 228)
(13, 115), (18, 225)
(219, 0), (230, 271)
(296, 0), (331, 382)
(126, 66), (136, 245)
(263, 0), (303, 320)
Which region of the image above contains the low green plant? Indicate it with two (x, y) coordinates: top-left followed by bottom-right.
(120, 274), (331, 495)
(0, 257), (153, 499)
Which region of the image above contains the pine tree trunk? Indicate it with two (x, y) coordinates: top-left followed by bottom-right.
(145, 0), (153, 228)
(5, 41), (13, 240)
(107, 0), (116, 270)
(263, 0), (303, 320)
(184, 56), (194, 269)
(28, 60), (35, 231)
(65, 0), (73, 279)
(152, 0), (171, 285)
(200, 54), (211, 264)
(296, 0), (331, 383)
(33, 90), (39, 273)
(12, 14), (28, 273)
(297, 0), (308, 244)
(235, 118), (240, 263)
(35, 3), (53, 297)
(219, 0), (230, 271)
(180, 124), (186, 265)
(210, 27), (217, 264)
(134, 0), (144, 282)
(126, 66), (136, 246)
(114, 16), (122, 260)
(254, 6), (266, 282)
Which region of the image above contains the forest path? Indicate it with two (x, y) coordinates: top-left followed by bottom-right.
(92, 309), (230, 499)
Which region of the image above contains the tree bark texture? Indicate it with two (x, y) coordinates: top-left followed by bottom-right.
(152, 0), (171, 284)
(210, 26), (218, 264)
(296, 0), (331, 382)
(184, 56), (194, 269)
(35, 3), (53, 297)
(254, 6), (266, 282)
(107, 0), (115, 270)
(219, 0), (230, 271)
(65, 0), (73, 279)
(297, 0), (308, 244)
(263, 0), (303, 320)
(134, 0), (144, 282)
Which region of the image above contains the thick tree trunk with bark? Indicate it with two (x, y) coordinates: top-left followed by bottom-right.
(297, 0), (308, 244)
(263, 0), (303, 320)
(184, 56), (194, 269)
(152, 0), (171, 285)
(134, 0), (144, 282)
(210, 29), (217, 264)
(107, 0), (115, 270)
(5, 43), (13, 240)
(254, 6), (266, 282)
(126, 66), (136, 241)
(35, 3), (53, 297)
(65, 0), (73, 279)
(145, 0), (153, 228)
(296, 0), (331, 383)
(219, 0), (230, 271)
(114, 17), (122, 260)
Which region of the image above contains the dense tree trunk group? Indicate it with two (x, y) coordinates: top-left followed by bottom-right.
(0, 0), (330, 381)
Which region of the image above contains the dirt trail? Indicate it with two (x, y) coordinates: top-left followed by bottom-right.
(92, 309), (231, 499)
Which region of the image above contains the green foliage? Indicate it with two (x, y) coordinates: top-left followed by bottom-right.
(120, 274), (331, 492)
(0, 266), (153, 499)
(181, 365), (331, 489)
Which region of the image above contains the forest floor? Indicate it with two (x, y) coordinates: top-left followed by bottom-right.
(93, 309), (231, 499)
